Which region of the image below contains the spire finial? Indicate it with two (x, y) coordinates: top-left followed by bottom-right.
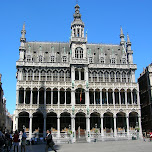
(120, 26), (123, 35)
(127, 33), (130, 43)
(20, 22), (26, 42)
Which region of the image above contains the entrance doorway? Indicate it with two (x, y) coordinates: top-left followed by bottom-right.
(75, 112), (86, 138)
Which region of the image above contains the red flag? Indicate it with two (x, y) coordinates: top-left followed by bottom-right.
(80, 89), (82, 103)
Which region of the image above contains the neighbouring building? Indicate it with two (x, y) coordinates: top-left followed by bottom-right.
(0, 74), (12, 131)
(138, 63), (152, 132)
(13, 4), (142, 142)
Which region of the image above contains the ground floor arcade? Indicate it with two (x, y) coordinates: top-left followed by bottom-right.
(14, 111), (142, 142)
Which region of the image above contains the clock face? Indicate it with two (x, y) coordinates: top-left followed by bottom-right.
(75, 47), (83, 59)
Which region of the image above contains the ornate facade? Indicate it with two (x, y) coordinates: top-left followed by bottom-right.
(13, 4), (142, 142)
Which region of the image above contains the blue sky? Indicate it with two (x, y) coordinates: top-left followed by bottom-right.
(0, 0), (152, 114)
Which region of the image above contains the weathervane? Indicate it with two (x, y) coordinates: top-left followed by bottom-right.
(76, 0), (78, 4)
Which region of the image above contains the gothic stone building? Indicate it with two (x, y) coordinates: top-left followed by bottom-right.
(14, 4), (142, 142)
(138, 63), (152, 133)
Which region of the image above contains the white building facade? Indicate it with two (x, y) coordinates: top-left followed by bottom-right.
(14, 5), (142, 142)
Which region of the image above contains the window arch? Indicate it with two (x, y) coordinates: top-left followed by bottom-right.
(122, 72), (126, 82)
(110, 71), (115, 82)
(104, 71), (109, 82)
(41, 70), (46, 81)
(99, 71), (103, 82)
(47, 70), (52, 81)
(116, 71), (121, 82)
(75, 47), (83, 59)
(59, 70), (64, 81)
(34, 70), (39, 81)
(28, 70), (33, 81)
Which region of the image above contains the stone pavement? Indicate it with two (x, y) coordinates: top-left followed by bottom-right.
(9, 139), (152, 152)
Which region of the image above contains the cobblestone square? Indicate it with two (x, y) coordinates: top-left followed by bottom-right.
(8, 140), (152, 152)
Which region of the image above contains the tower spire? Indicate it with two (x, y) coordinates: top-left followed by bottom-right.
(120, 26), (125, 46)
(19, 22), (26, 61)
(20, 22), (26, 42)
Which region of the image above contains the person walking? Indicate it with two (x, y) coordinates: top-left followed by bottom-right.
(45, 130), (57, 152)
(0, 128), (5, 152)
(21, 129), (27, 152)
(13, 130), (19, 152)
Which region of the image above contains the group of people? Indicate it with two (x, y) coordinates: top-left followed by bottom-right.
(0, 128), (57, 152)
(0, 128), (27, 152)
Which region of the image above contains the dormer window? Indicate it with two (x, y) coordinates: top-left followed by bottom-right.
(89, 57), (93, 63)
(27, 55), (31, 62)
(39, 55), (43, 62)
(63, 56), (67, 62)
(100, 57), (104, 64)
(75, 47), (83, 59)
(51, 56), (55, 63)
(122, 58), (126, 64)
(111, 58), (116, 64)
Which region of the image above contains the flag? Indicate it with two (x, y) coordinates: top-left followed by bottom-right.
(80, 88), (82, 103)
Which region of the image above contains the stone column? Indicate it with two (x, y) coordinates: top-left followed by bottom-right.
(106, 91), (108, 105)
(57, 116), (60, 138)
(58, 90), (60, 107)
(101, 116), (104, 137)
(85, 89), (89, 107)
(125, 91), (128, 108)
(65, 90), (66, 105)
(16, 89), (19, 105)
(114, 115), (117, 137)
(37, 90), (39, 105)
(16, 116), (19, 131)
(131, 90), (133, 105)
(71, 116), (75, 142)
(119, 91), (121, 106)
(138, 115), (142, 138)
(126, 114), (130, 137)
(29, 115), (33, 139)
(71, 89), (75, 107)
(86, 116), (90, 142)
(100, 90), (102, 107)
(51, 90), (53, 106)
(44, 89), (46, 105)
(43, 115), (46, 138)
(113, 91), (115, 107)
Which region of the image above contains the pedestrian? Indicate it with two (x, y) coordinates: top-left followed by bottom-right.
(45, 130), (57, 152)
(21, 129), (27, 152)
(0, 127), (5, 152)
(5, 130), (10, 152)
(13, 130), (19, 152)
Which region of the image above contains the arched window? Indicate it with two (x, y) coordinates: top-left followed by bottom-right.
(28, 70), (33, 81)
(104, 71), (109, 82)
(116, 72), (121, 82)
(66, 70), (70, 81)
(122, 72), (126, 82)
(34, 70), (39, 81)
(99, 71), (103, 82)
(59, 70), (64, 81)
(75, 47), (83, 59)
(41, 70), (46, 81)
(93, 71), (97, 82)
(53, 70), (58, 81)
(23, 69), (26, 81)
(47, 70), (52, 81)
(127, 72), (131, 82)
(110, 71), (115, 82)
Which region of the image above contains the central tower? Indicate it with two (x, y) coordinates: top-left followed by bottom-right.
(70, 4), (87, 60)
